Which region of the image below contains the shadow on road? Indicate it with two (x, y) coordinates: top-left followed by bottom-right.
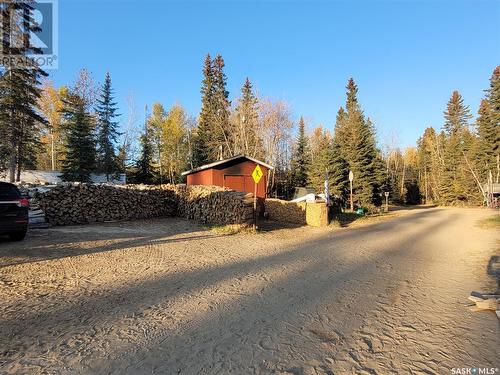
(0, 207), (460, 374)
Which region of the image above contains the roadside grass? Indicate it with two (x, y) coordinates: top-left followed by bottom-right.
(477, 214), (500, 229)
(208, 223), (254, 235)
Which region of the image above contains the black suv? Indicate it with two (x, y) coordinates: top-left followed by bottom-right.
(0, 182), (29, 241)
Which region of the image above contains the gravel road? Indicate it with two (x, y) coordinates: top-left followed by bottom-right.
(0, 207), (498, 374)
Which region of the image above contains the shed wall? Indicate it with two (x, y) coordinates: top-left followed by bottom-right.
(186, 160), (269, 199)
(186, 169), (213, 186)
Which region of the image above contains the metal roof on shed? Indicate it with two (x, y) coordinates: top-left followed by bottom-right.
(181, 155), (274, 176)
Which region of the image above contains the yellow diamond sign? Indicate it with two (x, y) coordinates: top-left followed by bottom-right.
(252, 164), (263, 184)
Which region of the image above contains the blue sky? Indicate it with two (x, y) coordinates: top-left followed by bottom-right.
(50, 0), (499, 148)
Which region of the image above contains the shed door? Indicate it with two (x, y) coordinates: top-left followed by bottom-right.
(224, 174), (266, 197)
(224, 175), (246, 192)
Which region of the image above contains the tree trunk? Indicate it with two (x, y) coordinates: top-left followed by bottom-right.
(51, 132), (55, 171)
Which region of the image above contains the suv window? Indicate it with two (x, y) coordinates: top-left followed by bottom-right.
(0, 184), (21, 200)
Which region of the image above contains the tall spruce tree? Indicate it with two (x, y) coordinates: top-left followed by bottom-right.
(306, 127), (348, 203)
(0, 1), (48, 181)
(439, 90), (475, 204)
(60, 93), (96, 182)
(95, 72), (120, 181)
(132, 108), (156, 184)
(487, 66), (500, 132)
(234, 78), (261, 157)
(329, 138), (349, 201)
(483, 66), (500, 182)
(333, 78), (382, 208)
(193, 54), (232, 164)
(476, 99), (496, 180)
(291, 117), (310, 187)
(212, 54), (231, 158)
(193, 54), (214, 166)
(307, 128), (331, 192)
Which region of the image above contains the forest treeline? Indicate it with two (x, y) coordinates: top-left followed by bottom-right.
(0, 3), (498, 208)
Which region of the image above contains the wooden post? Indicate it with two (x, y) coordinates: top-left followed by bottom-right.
(254, 181), (257, 229)
(349, 180), (353, 212)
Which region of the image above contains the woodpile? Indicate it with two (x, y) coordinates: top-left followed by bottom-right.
(174, 185), (254, 225)
(265, 198), (307, 225)
(265, 198), (329, 227)
(36, 183), (177, 226)
(35, 183), (254, 226)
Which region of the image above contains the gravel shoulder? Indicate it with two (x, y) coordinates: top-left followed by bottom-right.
(0, 207), (498, 374)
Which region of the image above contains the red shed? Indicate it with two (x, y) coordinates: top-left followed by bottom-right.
(181, 155), (273, 199)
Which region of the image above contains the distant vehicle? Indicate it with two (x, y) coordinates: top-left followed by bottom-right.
(0, 182), (29, 241)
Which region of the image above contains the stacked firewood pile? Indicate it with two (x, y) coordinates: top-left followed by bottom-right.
(36, 183), (177, 226)
(265, 198), (307, 224)
(174, 185), (254, 225)
(35, 183), (254, 226)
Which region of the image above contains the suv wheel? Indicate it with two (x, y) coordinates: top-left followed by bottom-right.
(9, 229), (27, 241)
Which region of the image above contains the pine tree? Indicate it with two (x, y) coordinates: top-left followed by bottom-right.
(234, 77), (261, 157)
(193, 54), (214, 166)
(95, 72), (120, 181)
(193, 54), (232, 164)
(482, 66), (500, 182)
(443, 91), (472, 135)
(307, 128), (331, 192)
(487, 66), (500, 133)
(290, 117), (309, 187)
(333, 78), (382, 208)
(439, 90), (475, 204)
(211, 54), (231, 158)
(0, 1), (48, 181)
(131, 108), (156, 184)
(60, 93), (96, 182)
(329, 138), (349, 200)
(476, 99), (496, 179)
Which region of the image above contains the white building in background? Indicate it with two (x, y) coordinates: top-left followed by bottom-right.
(0, 170), (126, 185)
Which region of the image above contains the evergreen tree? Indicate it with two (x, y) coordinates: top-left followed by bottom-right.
(193, 54), (214, 166)
(131, 108), (156, 184)
(486, 66), (500, 133)
(439, 90), (476, 204)
(290, 117), (310, 187)
(60, 93), (96, 182)
(193, 54), (232, 165)
(307, 128), (331, 192)
(211, 54), (231, 158)
(95, 72), (121, 181)
(333, 78), (382, 208)
(443, 91), (472, 135)
(306, 127), (348, 203)
(0, 1), (48, 181)
(329, 138), (349, 201)
(482, 66), (500, 182)
(234, 77), (261, 157)
(476, 99), (496, 180)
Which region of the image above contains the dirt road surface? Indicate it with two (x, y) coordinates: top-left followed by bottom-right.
(0, 207), (498, 374)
